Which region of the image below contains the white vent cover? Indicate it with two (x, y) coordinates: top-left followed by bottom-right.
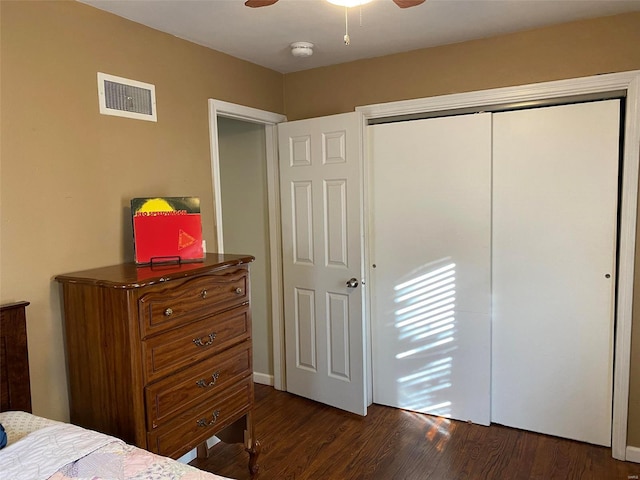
(97, 72), (157, 122)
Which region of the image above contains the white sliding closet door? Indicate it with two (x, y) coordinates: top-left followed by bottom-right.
(370, 113), (492, 425)
(491, 100), (620, 446)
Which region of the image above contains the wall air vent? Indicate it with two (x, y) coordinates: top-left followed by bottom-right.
(97, 72), (157, 122)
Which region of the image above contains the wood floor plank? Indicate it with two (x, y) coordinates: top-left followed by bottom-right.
(190, 384), (640, 480)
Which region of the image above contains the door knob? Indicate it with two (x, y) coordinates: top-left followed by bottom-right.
(346, 277), (359, 288)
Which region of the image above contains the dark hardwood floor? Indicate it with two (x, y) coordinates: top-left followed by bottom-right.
(191, 384), (639, 480)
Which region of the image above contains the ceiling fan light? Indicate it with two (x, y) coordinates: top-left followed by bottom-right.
(327, 0), (373, 7)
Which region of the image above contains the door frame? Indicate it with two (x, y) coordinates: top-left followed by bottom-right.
(208, 99), (287, 390)
(357, 70), (640, 461)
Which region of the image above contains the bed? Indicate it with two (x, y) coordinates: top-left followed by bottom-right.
(0, 301), (235, 480)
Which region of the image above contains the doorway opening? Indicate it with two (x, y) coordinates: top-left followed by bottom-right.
(208, 99), (286, 389)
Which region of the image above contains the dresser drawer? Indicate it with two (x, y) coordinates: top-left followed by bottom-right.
(138, 267), (249, 338)
(145, 341), (251, 430)
(142, 305), (250, 383)
(147, 377), (253, 459)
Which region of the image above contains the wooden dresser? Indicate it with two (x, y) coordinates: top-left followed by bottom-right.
(55, 253), (259, 474)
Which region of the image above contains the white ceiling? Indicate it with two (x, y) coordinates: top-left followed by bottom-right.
(79, 0), (640, 74)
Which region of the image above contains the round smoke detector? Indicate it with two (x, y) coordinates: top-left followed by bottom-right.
(290, 42), (314, 57)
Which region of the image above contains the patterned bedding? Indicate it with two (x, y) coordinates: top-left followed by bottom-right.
(0, 411), (234, 480)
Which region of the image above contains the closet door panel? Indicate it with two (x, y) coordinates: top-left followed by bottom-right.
(491, 100), (620, 446)
(369, 113), (492, 425)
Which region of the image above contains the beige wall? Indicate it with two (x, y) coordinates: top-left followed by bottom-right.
(285, 11), (640, 449)
(3, 0), (640, 450)
(0, 0), (283, 421)
(284, 12), (640, 120)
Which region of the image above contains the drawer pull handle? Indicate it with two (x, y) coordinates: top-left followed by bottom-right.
(201, 289), (208, 299)
(235, 287), (243, 295)
(196, 371), (220, 388)
(193, 332), (216, 347)
(197, 410), (220, 428)
(164, 308), (173, 317)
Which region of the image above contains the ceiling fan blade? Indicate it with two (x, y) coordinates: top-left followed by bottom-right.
(244, 0), (279, 7)
(392, 0), (426, 8)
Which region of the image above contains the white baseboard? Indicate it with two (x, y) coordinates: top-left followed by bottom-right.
(177, 450), (196, 464)
(177, 435), (221, 464)
(253, 372), (274, 386)
(626, 446), (640, 463)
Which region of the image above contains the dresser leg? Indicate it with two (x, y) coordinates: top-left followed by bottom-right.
(196, 441), (210, 459)
(246, 439), (261, 476)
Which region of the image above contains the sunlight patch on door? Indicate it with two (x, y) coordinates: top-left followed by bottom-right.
(393, 260), (457, 418)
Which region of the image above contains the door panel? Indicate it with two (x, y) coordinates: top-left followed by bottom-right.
(294, 287), (316, 371)
(292, 181), (314, 264)
(279, 112), (366, 415)
(369, 113), (492, 425)
(491, 100), (620, 446)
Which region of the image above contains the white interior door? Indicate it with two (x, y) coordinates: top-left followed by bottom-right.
(278, 112), (367, 415)
(491, 100), (620, 446)
(369, 113), (492, 425)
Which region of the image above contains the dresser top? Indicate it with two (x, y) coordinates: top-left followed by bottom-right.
(55, 253), (254, 289)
